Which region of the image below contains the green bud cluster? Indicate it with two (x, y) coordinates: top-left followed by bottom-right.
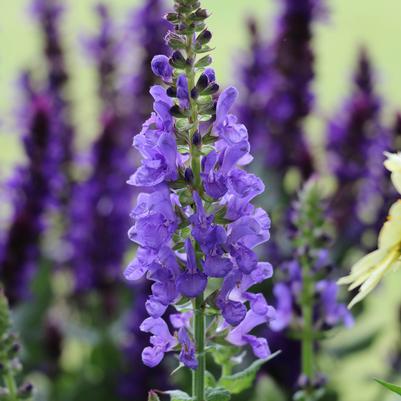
(0, 288), (33, 401)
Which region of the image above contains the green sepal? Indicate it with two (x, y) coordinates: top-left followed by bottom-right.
(163, 390), (193, 401)
(170, 179), (187, 190)
(194, 45), (215, 54)
(218, 351), (281, 394)
(201, 144), (215, 155)
(375, 378), (401, 395)
(195, 55), (212, 68)
(165, 13), (180, 23)
(205, 387), (231, 401)
(293, 388), (326, 401)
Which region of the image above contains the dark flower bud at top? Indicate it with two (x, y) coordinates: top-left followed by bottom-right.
(170, 51), (186, 69)
(196, 74), (209, 91)
(191, 8), (210, 21)
(184, 168), (194, 184)
(166, 87), (177, 97)
(192, 131), (202, 147)
(197, 29), (212, 45)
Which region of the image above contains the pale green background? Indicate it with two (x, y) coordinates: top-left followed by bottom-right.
(1, 1), (401, 400)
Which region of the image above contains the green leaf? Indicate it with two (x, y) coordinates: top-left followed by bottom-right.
(375, 378), (401, 395)
(164, 390), (193, 401)
(206, 371), (217, 387)
(218, 351), (281, 394)
(205, 387), (231, 401)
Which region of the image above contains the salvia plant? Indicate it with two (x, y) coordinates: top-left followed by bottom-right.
(124, 0), (277, 399)
(327, 49), (396, 264)
(68, 3), (130, 301)
(31, 0), (76, 203)
(239, 0), (322, 181)
(0, 75), (52, 306)
(0, 288), (33, 400)
(272, 179), (353, 400)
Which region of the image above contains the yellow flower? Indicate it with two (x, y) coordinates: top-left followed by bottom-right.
(384, 151), (401, 194)
(338, 200), (401, 309)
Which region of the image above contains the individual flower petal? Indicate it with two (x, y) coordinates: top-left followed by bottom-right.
(177, 74), (190, 109)
(151, 55), (173, 81)
(178, 328), (198, 369)
(177, 271), (208, 298)
(215, 86), (238, 127)
(203, 255), (233, 278)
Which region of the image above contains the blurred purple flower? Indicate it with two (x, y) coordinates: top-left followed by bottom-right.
(0, 76), (53, 305)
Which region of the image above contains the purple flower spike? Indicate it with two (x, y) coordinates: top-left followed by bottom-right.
(125, 0), (275, 373)
(151, 55), (173, 81)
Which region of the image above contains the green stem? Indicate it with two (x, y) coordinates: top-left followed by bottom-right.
(184, 17), (205, 401)
(193, 294), (206, 401)
(4, 370), (18, 400)
(300, 255), (315, 399)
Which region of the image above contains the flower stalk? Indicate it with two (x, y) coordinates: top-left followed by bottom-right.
(300, 254), (315, 398)
(193, 295), (205, 400)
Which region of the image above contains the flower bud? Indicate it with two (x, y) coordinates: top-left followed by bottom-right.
(164, 13), (179, 23)
(196, 74), (209, 91)
(170, 105), (188, 118)
(192, 8), (210, 21)
(200, 83), (219, 96)
(197, 29), (212, 45)
(192, 131), (202, 147)
(169, 51), (186, 69)
(17, 382), (34, 399)
(184, 168), (194, 184)
(190, 87), (199, 100)
(166, 87), (177, 98)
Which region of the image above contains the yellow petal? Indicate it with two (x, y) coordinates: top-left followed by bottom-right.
(392, 172), (401, 195)
(346, 246), (401, 308)
(384, 151), (401, 173)
(378, 200), (401, 249)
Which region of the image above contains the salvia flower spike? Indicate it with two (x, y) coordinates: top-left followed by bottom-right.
(272, 179), (353, 398)
(124, 0), (275, 399)
(0, 75), (53, 306)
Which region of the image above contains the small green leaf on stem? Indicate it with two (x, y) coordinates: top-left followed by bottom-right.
(205, 387), (231, 401)
(375, 378), (401, 395)
(218, 351), (281, 394)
